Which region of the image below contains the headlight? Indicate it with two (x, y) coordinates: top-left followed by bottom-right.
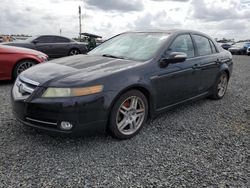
(37, 54), (48, 61)
(42, 85), (103, 98)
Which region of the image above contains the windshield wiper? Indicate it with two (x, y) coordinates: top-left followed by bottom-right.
(102, 54), (125, 59)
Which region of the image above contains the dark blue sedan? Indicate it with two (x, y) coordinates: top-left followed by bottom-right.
(12, 30), (233, 139)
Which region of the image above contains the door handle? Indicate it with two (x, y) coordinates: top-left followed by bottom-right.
(216, 59), (222, 64)
(192, 64), (201, 69)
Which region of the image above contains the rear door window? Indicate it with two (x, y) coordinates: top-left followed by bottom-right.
(209, 40), (217, 53)
(36, 36), (54, 43)
(54, 36), (70, 43)
(193, 35), (212, 56)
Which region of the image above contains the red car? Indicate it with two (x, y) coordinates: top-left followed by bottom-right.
(0, 45), (48, 80)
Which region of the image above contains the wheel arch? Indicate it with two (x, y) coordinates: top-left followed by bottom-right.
(219, 66), (230, 79)
(12, 58), (39, 79)
(107, 84), (154, 123)
(105, 84), (154, 133)
(224, 69), (230, 79)
(218, 59), (232, 78)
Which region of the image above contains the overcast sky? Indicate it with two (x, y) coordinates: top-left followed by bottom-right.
(0, 0), (250, 40)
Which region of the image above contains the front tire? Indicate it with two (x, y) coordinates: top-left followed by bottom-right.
(109, 90), (148, 139)
(210, 72), (229, 100)
(13, 60), (36, 79)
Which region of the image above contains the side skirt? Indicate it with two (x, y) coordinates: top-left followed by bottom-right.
(153, 91), (210, 117)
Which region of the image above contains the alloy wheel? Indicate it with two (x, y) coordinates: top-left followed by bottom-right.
(69, 49), (80, 56)
(116, 96), (146, 135)
(218, 74), (228, 97)
(16, 61), (35, 75)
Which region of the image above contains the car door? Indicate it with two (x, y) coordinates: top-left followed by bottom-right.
(34, 36), (55, 57)
(152, 34), (202, 110)
(0, 53), (11, 79)
(191, 34), (221, 92)
(52, 36), (71, 58)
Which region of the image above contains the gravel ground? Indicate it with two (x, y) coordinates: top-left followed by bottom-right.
(0, 55), (249, 187)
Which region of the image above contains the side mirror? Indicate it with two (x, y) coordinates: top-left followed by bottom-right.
(160, 52), (187, 67)
(32, 39), (38, 44)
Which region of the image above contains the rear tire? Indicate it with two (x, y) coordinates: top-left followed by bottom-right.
(109, 90), (148, 139)
(13, 60), (36, 80)
(69, 49), (80, 56)
(210, 72), (229, 100)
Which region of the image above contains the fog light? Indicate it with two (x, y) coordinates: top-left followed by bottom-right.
(60, 121), (73, 130)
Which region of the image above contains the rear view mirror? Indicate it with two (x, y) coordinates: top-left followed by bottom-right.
(160, 52), (187, 67)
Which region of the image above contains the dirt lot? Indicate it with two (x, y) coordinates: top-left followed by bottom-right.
(0, 55), (249, 187)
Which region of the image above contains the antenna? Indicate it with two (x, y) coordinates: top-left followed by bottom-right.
(79, 5), (82, 41)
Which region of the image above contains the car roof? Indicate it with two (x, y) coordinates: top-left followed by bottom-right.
(32, 35), (74, 42)
(123, 29), (213, 39)
(125, 29), (207, 35)
(36, 35), (70, 38)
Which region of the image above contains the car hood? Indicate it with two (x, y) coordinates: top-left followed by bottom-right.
(21, 55), (143, 86)
(0, 44), (45, 55)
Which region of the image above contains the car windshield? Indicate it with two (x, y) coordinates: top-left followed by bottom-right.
(88, 32), (170, 61)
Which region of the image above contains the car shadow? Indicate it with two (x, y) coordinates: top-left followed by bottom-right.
(0, 80), (14, 85)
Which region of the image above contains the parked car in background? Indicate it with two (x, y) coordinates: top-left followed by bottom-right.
(79, 33), (103, 51)
(0, 45), (47, 80)
(12, 30), (233, 139)
(3, 35), (87, 59)
(0, 35), (17, 43)
(218, 43), (232, 50)
(247, 47), (250, 56)
(228, 42), (250, 55)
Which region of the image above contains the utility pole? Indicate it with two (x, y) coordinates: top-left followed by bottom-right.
(79, 5), (82, 41)
(60, 29), (62, 36)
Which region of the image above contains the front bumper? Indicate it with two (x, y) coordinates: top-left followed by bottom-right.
(12, 86), (109, 135)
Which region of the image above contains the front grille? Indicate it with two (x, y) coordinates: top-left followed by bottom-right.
(13, 76), (40, 100)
